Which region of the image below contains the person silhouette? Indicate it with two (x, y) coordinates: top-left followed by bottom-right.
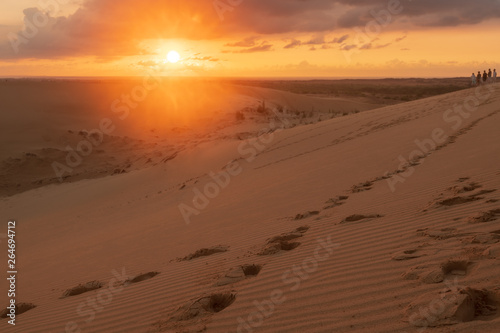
(477, 71), (482, 85)
(488, 69), (492, 82)
(471, 73), (477, 86)
(483, 70), (488, 83)
(493, 69), (497, 83)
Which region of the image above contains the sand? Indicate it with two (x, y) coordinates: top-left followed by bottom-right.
(0, 79), (499, 332)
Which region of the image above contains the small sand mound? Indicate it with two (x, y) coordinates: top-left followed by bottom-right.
(61, 280), (103, 298)
(178, 245), (229, 261)
(128, 271), (160, 284)
(0, 302), (36, 318)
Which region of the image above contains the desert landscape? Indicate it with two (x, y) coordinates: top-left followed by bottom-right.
(1, 77), (500, 333)
(1, 0), (500, 332)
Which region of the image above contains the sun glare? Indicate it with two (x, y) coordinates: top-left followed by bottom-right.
(167, 50), (180, 63)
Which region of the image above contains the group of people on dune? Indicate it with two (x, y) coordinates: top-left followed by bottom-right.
(471, 68), (497, 86)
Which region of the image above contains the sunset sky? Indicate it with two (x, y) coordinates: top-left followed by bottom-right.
(0, 0), (499, 78)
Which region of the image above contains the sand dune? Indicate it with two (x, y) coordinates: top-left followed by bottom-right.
(0, 79), (382, 197)
(1, 82), (500, 332)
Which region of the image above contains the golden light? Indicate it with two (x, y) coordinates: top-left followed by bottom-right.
(167, 50), (180, 63)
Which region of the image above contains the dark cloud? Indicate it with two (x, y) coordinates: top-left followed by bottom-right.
(335, 0), (500, 28)
(394, 35), (407, 42)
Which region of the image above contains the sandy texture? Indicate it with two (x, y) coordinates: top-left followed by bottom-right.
(0, 81), (500, 332)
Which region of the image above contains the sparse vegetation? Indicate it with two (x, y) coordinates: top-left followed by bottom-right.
(230, 78), (469, 104)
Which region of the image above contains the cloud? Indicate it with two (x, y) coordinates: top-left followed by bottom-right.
(394, 35), (407, 42)
(360, 42), (391, 50)
(331, 34), (349, 43)
(233, 44), (273, 53)
(225, 36), (260, 47)
(284, 38), (302, 49)
(304, 35), (326, 45)
(335, 0), (500, 28)
(1, 0), (500, 60)
(188, 56), (220, 62)
(341, 44), (357, 51)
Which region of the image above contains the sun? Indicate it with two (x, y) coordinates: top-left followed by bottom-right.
(167, 50), (180, 63)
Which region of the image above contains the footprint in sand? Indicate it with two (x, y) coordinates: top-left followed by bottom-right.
(294, 211), (319, 220)
(416, 227), (462, 240)
(258, 226), (309, 255)
(215, 264), (263, 286)
(350, 181), (373, 193)
(61, 280), (103, 298)
(341, 214), (383, 223)
(0, 303), (36, 318)
(323, 195), (349, 209)
(403, 258), (474, 283)
(175, 245), (230, 262)
(441, 259), (472, 277)
(155, 292), (236, 331)
(405, 287), (499, 327)
(467, 209), (500, 223)
(391, 249), (427, 261)
(124, 271), (160, 284)
(424, 182), (497, 211)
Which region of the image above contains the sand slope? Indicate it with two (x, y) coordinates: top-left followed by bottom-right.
(0, 79), (382, 197)
(1, 83), (500, 332)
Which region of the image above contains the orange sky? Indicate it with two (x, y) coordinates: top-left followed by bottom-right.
(0, 0), (499, 78)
